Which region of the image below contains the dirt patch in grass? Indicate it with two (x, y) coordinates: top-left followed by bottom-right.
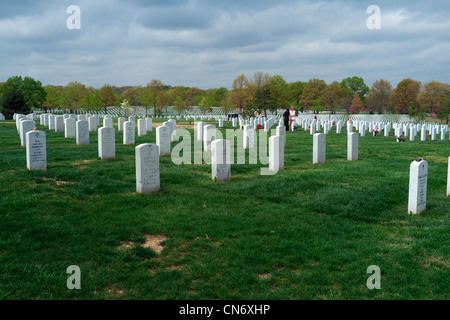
(166, 265), (183, 271)
(258, 273), (271, 280)
(142, 234), (168, 254)
(56, 181), (73, 186)
(118, 241), (135, 250)
(118, 235), (167, 254)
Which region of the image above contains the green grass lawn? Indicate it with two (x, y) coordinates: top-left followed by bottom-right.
(0, 120), (448, 300)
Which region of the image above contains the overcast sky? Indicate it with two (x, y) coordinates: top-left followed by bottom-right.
(1, 0), (449, 89)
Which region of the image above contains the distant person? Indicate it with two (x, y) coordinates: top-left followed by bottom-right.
(283, 108), (290, 132)
(289, 106), (296, 131)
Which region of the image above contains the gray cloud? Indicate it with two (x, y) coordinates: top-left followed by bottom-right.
(0, 0), (448, 89)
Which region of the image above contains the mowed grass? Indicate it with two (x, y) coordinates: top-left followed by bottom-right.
(0, 119), (448, 300)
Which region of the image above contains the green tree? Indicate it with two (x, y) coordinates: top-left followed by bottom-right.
(438, 91), (450, 124)
(300, 78), (327, 112)
(21, 77), (46, 111)
(146, 79), (168, 116)
(43, 86), (62, 113)
(288, 81), (306, 111)
(0, 76), (46, 119)
(173, 96), (188, 115)
(99, 84), (117, 113)
(61, 81), (87, 113)
(0, 76), (27, 119)
(81, 90), (101, 113)
(269, 75), (289, 115)
(214, 87), (230, 115)
(340, 76), (370, 99)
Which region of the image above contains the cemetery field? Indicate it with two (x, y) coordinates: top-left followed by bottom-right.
(0, 120), (449, 300)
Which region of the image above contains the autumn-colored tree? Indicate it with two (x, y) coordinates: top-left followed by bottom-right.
(121, 87), (140, 106)
(185, 87), (204, 106)
(350, 92), (364, 114)
(417, 81), (450, 115)
(300, 78), (327, 112)
(61, 81), (87, 113)
(389, 79), (421, 114)
(340, 96), (353, 115)
(228, 74), (250, 111)
(98, 84), (117, 113)
(321, 81), (348, 114)
(365, 79), (392, 114)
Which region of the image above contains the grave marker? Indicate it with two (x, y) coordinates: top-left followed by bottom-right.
(211, 139), (231, 182)
(76, 120), (89, 145)
(136, 144), (160, 193)
(313, 133), (326, 164)
(408, 159), (428, 214)
(98, 127), (116, 160)
(26, 130), (47, 171)
(156, 125), (171, 155)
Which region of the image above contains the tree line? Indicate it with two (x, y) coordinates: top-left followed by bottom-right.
(0, 74), (449, 123)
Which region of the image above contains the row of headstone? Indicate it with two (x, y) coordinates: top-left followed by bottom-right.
(312, 132), (359, 164)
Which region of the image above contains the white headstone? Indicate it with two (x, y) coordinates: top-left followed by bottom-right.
(276, 125), (286, 148)
(347, 132), (358, 161)
(98, 127), (116, 160)
(138, 119), (147, 136)
(76, 120), (89, 145)
(89, 117), (97, 132)
(313, 133), (326, 164)
(408, 159), (428, 214)
(197, 122), (205, 141)
(211, 139), (231, 182)
(103, 117), (113, 128)
(65, 118), (76, 138)
(269, 135), (284, 172)
(43, 114), (49, 126)
(146, 118), (153, 132)
(118, 117), (125, 131)
(136, 144), (160, 193)
(26, 130), (47, 171)
(243, 125), (255, 149)
(20, 120), (36, 147)
(203, 125), (216, 152)
(123, 121), (135, 145)
(156, 125), (171, 156)
(49, 115), (56, 130)
(447, 157), (450, 197)
(55, 116), (64, 133)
